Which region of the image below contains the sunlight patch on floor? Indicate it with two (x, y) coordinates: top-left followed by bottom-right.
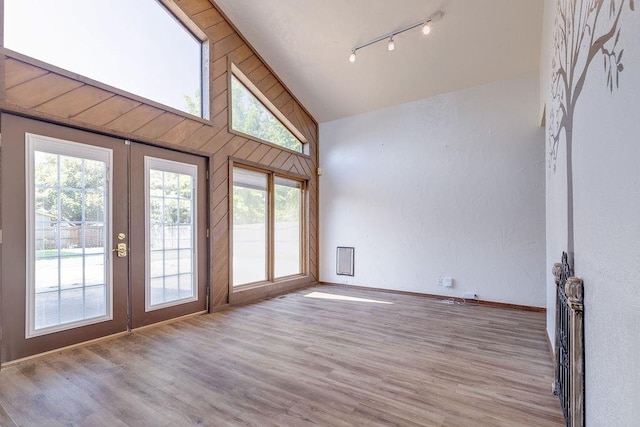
(304, 291), (393, 304)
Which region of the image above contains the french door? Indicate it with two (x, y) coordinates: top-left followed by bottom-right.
(0, 114), (207, 363)
(129, 143), (207, 329)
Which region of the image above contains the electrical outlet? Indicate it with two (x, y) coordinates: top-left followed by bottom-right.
(437, 276), (444, 286)
(462, 292), (478, 300)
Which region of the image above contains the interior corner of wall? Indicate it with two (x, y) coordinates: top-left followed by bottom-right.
(540, 104), (546, 128)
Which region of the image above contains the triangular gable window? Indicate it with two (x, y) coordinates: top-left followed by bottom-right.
(230, 66), (305, 153)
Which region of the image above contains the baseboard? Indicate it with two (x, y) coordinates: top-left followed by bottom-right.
(319, 282), (546, 313)
(230, 280), (319, 307)
(210, 303), (231, 313)
(466, 298), (546, 312)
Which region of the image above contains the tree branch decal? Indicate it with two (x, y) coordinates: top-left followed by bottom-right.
(548, 0), (634, 171)
(548, 0), (634, 260)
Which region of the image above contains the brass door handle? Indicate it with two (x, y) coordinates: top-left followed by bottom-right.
(112, 243), (128, 258)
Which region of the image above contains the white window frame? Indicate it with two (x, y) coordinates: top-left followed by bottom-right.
(144, 156), (198, 311)
(25, 133), (114, 338)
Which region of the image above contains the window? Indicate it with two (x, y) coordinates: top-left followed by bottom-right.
(4, 0), (205, 117)
(274, 177), (303, 278)
(145, 157), (198, 310)
(230, 65), (306, 153)
(232, 166), (304, 287)
(26, 134), (112, 337)
(232, 169), (268, 285)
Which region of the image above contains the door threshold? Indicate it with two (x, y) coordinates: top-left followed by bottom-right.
(131, 310), (208, 332)
(2, 310), (208, 369)
(2, 330), (130, 369)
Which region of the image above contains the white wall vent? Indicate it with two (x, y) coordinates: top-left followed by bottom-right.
(336, 247), (354, 276)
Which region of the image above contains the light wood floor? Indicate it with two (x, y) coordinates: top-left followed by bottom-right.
(0, 285), (563, 426)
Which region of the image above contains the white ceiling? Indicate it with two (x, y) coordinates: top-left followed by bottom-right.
(212, 0), (543, 123)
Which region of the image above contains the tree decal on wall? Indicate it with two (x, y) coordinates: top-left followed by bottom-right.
(548, 0), (634, 257)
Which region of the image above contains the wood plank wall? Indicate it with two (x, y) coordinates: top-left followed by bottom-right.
(0, 0), (319, 310)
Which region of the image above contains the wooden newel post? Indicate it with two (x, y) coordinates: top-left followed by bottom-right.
(552, 262), (562, 397)
(565, 277), (584, 427)
(552, 252), (584, 427)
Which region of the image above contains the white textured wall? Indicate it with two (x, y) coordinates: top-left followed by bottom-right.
(320, 75), (546, 307)
(572, 9), (640, 425)
(541, 0), (564, 346)
(545, 138), (568, 347)
(539, 0), (555, 124)
(543, 2), (640, 424)
(542, 0), (568, 346)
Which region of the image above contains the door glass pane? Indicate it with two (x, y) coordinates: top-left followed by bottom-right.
(27, 135), (112, 336)
(274, 177), (302, 278)
(232, 168), (268, 286)
(145, 157), (197, 310)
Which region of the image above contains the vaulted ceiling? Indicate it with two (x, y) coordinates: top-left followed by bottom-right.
(212, 0), (543, 123)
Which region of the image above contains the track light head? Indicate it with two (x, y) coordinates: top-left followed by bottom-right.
(422, 22), (431, 35)
(349, 51), (356, 63)
(429, 11), (444, 23)
(388, 37), (395, 51)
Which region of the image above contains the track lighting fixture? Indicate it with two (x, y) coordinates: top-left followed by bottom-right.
(348, 10), (443, 63)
